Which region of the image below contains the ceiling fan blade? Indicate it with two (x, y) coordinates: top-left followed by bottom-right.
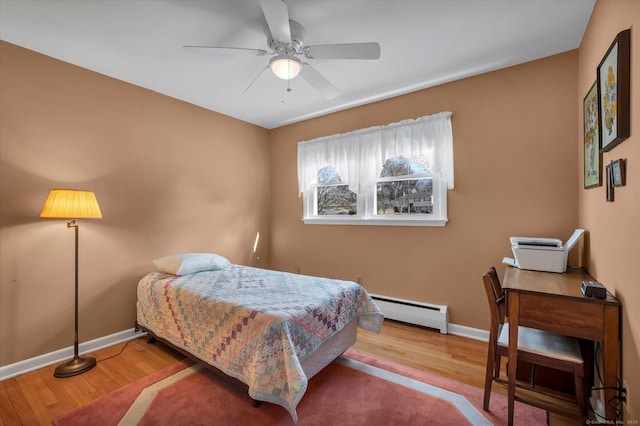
(304, 42), (381, 60)
(300, 63), (340, 99)
(242, 66), (270, 95)
(183, 46), (268, 56)
(260, 0), (291, 44)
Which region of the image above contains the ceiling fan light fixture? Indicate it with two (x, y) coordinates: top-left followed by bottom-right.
(269, 55), (302, 80)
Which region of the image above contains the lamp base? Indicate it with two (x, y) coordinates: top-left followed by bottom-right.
(54, 356), (97, 378)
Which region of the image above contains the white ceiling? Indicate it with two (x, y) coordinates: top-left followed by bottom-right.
(0, 0), (594, 129)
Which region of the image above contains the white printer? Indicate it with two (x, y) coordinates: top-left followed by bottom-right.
(503, 229), (585, 273)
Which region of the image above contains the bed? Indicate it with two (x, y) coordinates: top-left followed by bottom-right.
(136, 254), (384, 423)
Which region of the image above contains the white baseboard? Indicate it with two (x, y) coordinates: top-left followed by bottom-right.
(0, 328), (147, 381)
(447, 323), (489, 342)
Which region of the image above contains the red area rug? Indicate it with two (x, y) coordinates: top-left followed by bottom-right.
(53, 349), (545, 425)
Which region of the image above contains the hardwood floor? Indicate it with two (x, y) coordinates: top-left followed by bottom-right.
(0, 336), (184, 425)
(353, 321), (583, 426)
(1, 320), (583, 425)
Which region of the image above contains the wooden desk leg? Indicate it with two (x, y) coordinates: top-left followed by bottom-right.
(602, 305), (619, 421)
(507, 293), (520, 426)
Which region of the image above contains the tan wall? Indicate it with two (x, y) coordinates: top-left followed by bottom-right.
(269, 51), (579, 330)
(0, 42), (271, 366)
(578, 0), (640, 419)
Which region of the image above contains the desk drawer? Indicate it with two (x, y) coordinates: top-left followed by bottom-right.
(517, 293), (604, 341)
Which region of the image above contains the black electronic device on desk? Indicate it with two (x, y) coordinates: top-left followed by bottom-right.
(581, 280), (608, 299)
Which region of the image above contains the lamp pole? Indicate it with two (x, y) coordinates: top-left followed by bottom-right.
(53, 220), (97, 378)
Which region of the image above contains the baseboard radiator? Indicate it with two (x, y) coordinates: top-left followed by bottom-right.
(370, 294), (449, 334)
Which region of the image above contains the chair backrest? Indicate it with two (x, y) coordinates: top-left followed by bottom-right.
(483, 267), (506, 332)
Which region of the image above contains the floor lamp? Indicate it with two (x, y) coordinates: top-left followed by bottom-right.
(40, 189), (102, 378)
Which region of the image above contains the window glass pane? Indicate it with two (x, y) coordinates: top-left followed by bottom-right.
(317, 185), (357, 215)
(380, 155), (428, 177)
(376, 178), (433, 215)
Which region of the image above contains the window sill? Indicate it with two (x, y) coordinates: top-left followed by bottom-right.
(302, 217), (447, 227)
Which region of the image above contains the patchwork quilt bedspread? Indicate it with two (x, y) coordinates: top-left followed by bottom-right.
(136, 265), (383, 422)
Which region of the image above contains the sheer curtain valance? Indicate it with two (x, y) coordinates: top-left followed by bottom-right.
(297, 112), (453, 196)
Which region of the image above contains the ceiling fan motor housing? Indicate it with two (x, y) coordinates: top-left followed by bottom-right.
(269, 20), (306, 55)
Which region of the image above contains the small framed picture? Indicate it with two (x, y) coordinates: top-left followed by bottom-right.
(605, 164), (614, 202)
(597, 29), (631, 152)
(611, 159), (626, 187)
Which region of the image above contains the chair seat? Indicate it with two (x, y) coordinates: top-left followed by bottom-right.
(497, 324), (583, 364)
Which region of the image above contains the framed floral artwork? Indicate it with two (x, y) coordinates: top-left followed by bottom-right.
(583, 82), (601, 188)
(597, 29), (631, 152)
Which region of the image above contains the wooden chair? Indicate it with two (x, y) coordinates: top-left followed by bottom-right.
(482, 267), (587, 421)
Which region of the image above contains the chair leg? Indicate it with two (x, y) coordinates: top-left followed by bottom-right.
(483, 343), (496, 410)
(574, 370), (586, 417)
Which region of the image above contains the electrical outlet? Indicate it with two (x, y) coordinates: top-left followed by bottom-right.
(623, 380), (630, 419)
(355, 275), (362, 285)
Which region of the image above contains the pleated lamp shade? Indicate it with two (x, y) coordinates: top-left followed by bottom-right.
(40, 189), (102, 219)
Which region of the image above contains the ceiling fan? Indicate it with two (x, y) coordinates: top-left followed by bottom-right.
(184, 0), (381, 99)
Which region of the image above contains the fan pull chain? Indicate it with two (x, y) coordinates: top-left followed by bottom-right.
(282, 80), (293, 103)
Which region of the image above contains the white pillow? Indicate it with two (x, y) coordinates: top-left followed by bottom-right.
(153, 253), (230, 275)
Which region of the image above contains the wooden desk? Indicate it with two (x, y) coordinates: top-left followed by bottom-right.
(503, 267), (620, 424)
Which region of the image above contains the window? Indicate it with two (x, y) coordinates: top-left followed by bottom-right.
(298, 112), (453, 226)
(377, 155), (433, 215)
(377, 177), (434, 215)
(316, 165), (358, 216)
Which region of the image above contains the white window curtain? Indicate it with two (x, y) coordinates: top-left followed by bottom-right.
(297, 112), (453, 196)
